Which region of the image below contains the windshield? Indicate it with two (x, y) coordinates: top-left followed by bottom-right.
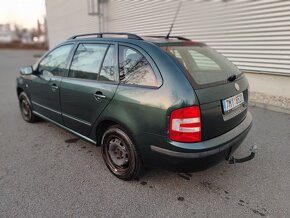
(161, 45), (241, 85)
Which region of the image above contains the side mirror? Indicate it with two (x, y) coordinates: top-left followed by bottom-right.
(20, 66), (33, 75)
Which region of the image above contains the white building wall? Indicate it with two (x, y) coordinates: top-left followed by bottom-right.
(46, 0), (290, 76)
(45, 0), (290, 109)
(109, 0), (290, 76)
(45, 0), (108, 47)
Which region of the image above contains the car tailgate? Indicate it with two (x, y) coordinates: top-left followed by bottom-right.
(195, 75), (249, 141)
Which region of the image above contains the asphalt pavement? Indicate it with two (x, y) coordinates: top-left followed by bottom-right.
(0, 50), (289, 217)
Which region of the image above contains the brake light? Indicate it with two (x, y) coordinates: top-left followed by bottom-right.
(169, 106), (201, 142)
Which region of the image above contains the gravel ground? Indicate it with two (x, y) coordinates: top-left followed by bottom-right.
(250, 91), (290, 115)
(0, 50), (290, 218)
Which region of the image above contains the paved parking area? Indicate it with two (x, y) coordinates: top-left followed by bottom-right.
(0, 50), (289, 217)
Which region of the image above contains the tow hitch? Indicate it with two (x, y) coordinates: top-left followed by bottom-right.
(228, 144), (257, 164)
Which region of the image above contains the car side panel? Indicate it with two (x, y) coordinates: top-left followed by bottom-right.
(89, 43), (198, 158)
(60, 79), (118, 136)
(29, 75), (63, 123)
(18, 42), (76, 124)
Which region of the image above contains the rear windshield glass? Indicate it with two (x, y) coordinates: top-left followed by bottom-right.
(161, 45), (241, 85)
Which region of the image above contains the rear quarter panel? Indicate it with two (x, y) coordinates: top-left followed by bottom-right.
(90, 41), (198, 153)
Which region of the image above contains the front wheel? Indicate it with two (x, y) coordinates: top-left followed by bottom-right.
(101, 125), (143, 180)
(19, 92), (37, 123)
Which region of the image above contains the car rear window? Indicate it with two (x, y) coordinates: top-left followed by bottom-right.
(161, 45), (241, 86)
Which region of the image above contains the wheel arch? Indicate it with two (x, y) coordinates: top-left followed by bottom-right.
(17, 87), (24, 97)
(92, 118), (137, 147)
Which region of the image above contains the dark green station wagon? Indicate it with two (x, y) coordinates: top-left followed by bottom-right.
(17, 33), (252, 180)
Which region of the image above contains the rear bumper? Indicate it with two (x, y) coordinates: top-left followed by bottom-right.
(145, 112), (252, 172)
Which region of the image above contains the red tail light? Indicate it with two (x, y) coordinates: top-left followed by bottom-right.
(169, 106), (201, 142)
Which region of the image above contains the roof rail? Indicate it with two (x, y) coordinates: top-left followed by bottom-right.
(145, 35), (191, 41)
(68, 32), (143, 40)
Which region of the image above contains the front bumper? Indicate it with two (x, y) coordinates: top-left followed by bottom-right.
(145, 112), (252, 172)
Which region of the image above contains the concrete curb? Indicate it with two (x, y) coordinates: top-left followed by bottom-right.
(249, 91), (290, 115)
(249, 101), (290, 115)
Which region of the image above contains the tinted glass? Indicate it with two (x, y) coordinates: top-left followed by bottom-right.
(119, 46), (157, 87)
(38, 44), (73, 77)
(99, 45), (116, 82)
(69, 43), (108, 80)
(162, 45), (241, 85)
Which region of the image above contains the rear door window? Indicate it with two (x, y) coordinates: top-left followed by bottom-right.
(162, 45), (241, 86)
(119, 46), (158, 87)
(69, 43), (108, 80)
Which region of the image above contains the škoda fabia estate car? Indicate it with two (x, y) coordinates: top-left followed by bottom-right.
(17, 33), (252, 180)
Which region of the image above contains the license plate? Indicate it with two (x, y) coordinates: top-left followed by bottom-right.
(222, 93), (244, 113)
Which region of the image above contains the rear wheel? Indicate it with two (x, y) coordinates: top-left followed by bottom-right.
(19, 92), (36, 123)
(101, 125), (143, 180)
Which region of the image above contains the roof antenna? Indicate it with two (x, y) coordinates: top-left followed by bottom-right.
(166, 1), (183, 39)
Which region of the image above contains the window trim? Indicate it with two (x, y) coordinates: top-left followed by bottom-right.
(67, 41), (119, 84)
(118, 43), (163, 89)
(97, 44), (119, 83)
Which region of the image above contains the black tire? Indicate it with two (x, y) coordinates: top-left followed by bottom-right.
(18, 92), (37, 123)
(101, 125), (143, 180)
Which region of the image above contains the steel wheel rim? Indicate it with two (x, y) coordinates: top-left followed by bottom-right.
(102, 129), (137, 178)
(107, 138), (129, 168)
(21, 98), (31, 120)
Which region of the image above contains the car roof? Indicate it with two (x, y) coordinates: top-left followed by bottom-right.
(66, 32), (206, 47)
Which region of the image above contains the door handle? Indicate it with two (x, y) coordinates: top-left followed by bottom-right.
(94, 91), (106, 100)
(51, 84), (59, 91)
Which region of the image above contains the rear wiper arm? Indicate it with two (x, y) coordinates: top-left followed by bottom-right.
(227, 74), (237, 82)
